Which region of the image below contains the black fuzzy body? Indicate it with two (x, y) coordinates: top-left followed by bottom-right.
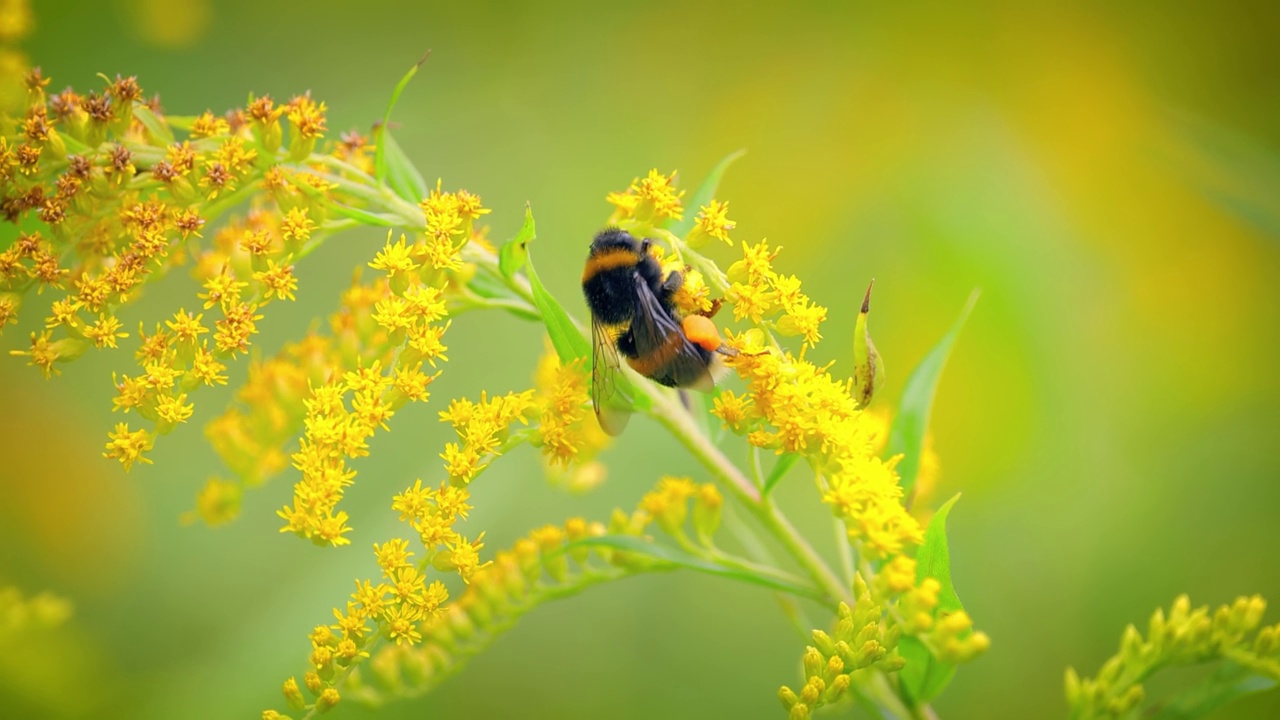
(581, 228), (666, 325)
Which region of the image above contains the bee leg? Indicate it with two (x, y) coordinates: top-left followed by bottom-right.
(658, 269), (684, 306)
(698, 298), (724, 319)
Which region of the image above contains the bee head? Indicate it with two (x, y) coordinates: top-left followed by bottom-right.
(590, 227), (645, 257)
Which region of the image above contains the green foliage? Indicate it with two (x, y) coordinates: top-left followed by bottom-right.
(887, 291), (979, 500)
(900, 493), (963, 703)
(1066, 595), (1280, 720)
(374, 53), (431, 203)
(561, 535), (826, 601)
(666, 149), (746, 238)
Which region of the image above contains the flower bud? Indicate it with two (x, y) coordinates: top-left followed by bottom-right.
(811, 629), (836, 657)
(802, 646), (824, 679)
(778, 685), (799, 711)
(852, 280), (885, 407)
(282, 677), (305, 712)
(822, 673), (851, 703)
(315, 687), (340, 713)
(692, 484), (722, 546)
(303, 670), (323, 696)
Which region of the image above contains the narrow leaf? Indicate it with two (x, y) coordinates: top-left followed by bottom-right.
(323, 203), (400, 227)
(887, 290), (979, 500)
(374, 52), (429, 187)
(381, 131), (429, 204)
(526, 249), (590, 365)
(667, 149), (746, 238)
(900, 493), (964, 703)
(519, 210), (642, 413)
(133, 104), (173, 146)
(763, 452), (802, 495)
(559, 535), (825, 601)
(499, 203), (535, 278)
(1153, 661), (1279, 720)
(288, 176), (401, 227)
(163, 115), (196, 131)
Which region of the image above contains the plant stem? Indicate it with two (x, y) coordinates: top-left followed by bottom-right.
(649, 389), (852, 606)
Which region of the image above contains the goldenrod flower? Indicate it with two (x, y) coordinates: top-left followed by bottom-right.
(532, 350), (608, 471)
(103, 422), (154, 469)
(190, 110), (229, 138)
(83, 313), (128, 348)
(687, 199), (736, 247)
(606, 168), (685, 225)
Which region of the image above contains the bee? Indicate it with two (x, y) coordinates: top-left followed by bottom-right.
(582, 227), (734, 434)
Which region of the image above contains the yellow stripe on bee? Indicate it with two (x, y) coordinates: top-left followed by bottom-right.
(582, 247), (641, 283)
(626, 330), (686, 377)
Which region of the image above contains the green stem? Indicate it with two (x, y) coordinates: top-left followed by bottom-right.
(648, 389), (851, 607)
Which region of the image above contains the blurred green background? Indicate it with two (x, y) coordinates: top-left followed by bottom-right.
(3, 0), (1280, 717)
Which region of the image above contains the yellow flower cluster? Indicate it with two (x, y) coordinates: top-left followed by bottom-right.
(419, 180), (490, 273)
(350, 516), (610, 702)
(347, 475), (722, 705)
(1067, 594), (1280, 718)
(275, 226), (474, 545)
(687, 198), (736, 248)
(435, 390), (534, 484)
(725, 240), (827, 349)
(779, 588), (897, 720)
(714, 241), (920, 560)
(637, 475), (723, 544)
(269, 388), (542, 717)
(531, 348), (611, 491)
(204, 185), (485, 527)
(605, 168), (685, 226)
(0, 585), (71, 637)
(0, 56), (390, 476)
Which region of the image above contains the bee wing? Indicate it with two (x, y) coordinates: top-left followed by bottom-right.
(590, 313), (631, 435)
(630, 276), (715, 391)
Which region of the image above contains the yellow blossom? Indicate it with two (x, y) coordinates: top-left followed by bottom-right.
(689, 199), (736, 247)
(286, 93), (327, 139)
(606, 168), (684, 224)
(199, 271), (247, 311)
(254, 259), (298, 301)
(280, 207), (314, 245)
(369, 233), (419, 277)
(384, 603), (422, 646)
(83, 313), (128, 348)
(165, 309), (208, 344)
(190, 110), (230, 138)
(103, 422), (154, 470)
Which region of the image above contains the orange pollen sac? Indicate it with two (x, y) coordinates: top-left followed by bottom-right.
(682, 314), (724, 352)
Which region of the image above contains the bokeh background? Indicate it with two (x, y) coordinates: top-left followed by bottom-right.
(3, 1), (1279, 717)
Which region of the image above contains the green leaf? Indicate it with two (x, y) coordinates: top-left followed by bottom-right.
(525, 243), (590, 366)
(1152, 661), (1279, 720)
(558, 535), (825, 601)
(323, 203), (401, 227)
(374, 52), (429, 188)
(380, 131), (429, 205)
(900, 493), (964, 704)
(666, 149), (746, 238)
(133, 104), (173, 146)
(887, 290), (978, 500)
(763, 452), (802, 495)
(163, 115), (197, 131)
(288, 176), (401, 227)
(521, 213), (643, 413)
(499, 203), (535, 278)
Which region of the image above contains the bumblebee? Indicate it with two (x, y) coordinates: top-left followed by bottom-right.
(582, 227), (733, 434)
